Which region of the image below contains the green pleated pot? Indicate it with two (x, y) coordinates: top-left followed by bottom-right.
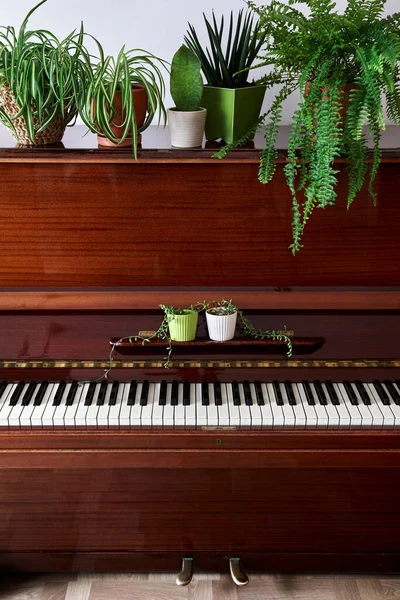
(168, 310), (198, 342)
(201, 85), (266, 143)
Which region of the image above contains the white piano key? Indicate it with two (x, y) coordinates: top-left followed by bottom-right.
(196, 382), (207, 428)
(278, 383), (295, 429)
(329, 383), (351, 429)
(119, 384), (133, 428)
(365, 384), (395, 428)
(97, 384), (112, 429)
(174, 384), (185, 429)
(248, 384), (262, 429)
(259, 383), (274, 429)
(360, 384), (385, 429)
(162, 383), (174, 428)
(238, 383), (251, 429)
(52, 383), (72, 428)
(30, 384), (56, 428)
(336, 384), (362, 428)
(130, 382), (143, 428)
(288, 385), (307, 429)
(184, 383), (196, 429)
(319, 383), (340, 429)
(64, 383), (85, 428)
(41, 384), (61, 428)
(266, 383), (284, 429)
(218, 384), (230, 427)
(19, 384), (46, 430)
(85, 383), (101, 427)
(152, 383), (164, 428)
(8, 383), (31, 428)
(141, 383), (155, 428)
(296, 384), (318, 429)
(207, 384), (219, 427)
(350, 383), (373, 428)
(309, 383), (329, 429)
(226, 384), (240, 428)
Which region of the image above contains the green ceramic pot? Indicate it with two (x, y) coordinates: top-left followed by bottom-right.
(201, 85), (266, 143)
(168, 310), (198, 342)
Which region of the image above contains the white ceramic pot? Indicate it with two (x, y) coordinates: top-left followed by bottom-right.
(206, 311), (237, 342)
(168, 107), (207, 148)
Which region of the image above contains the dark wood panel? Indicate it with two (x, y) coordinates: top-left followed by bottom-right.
(0, 162), (399, 287)
(0, 468), (399, 554)
(1, 289), (400, 311)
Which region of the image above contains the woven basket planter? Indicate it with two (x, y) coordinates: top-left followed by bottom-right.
(0, 83), (66, 146)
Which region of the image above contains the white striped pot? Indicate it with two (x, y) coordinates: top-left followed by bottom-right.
(206, 311), (237, 342)
(168, 107), (207, 148)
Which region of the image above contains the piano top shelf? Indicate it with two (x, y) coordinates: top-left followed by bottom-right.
(110, 336), (325, 356)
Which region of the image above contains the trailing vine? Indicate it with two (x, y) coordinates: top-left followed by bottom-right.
(94, 299), (293, 382)
(215, 0), (400, 253)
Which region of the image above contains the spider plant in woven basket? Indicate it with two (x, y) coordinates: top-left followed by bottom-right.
(185, 9), (266, 88)
(78, 45), (167, 156)
(0, 0), (90, 145)
(214, 0), (400, 254)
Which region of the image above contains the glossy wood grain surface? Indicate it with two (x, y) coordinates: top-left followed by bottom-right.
(0, 161), (399, 287)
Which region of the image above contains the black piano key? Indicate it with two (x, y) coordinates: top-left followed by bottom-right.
(383, 381), (400, 406)
(284, 381), (296, 406)
(232, 381), (241, 406)
(85, 381), (97, 406)
(171, 381), (178, 406)
(302, 381), (315, 406)
(9, 381), (25, 406)
(243, 381), (253, 406)
(140, 380), (150, 406)
(127, 380), (137, 406)
(21, 381), (37, 406)
(109, 381), (119, 406)
(53, 381), (66, 406)
(214, 381), (222, 406)
(373, 380), (391, 406)
(273, 380), (283, 406)
(255, 381), (265, 406)
(314, 381), (327, 405)
(355, 380), (371, 406)
(201, 381), (210, 406)
(159, 380), (167, 406)
(325, 381), (340, 406)
(66, 381), (79, 406)
(0, 380), (8, 399)
(183, 381), (191, 406)
(96, 380), (108, 406)
(34, 381), (48, 406)
(344, 380), (359, 406)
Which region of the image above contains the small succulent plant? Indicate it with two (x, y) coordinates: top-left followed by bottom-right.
(170, 45), (203, 111)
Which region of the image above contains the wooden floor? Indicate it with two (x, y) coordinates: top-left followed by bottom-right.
(0, 573), (398, 599)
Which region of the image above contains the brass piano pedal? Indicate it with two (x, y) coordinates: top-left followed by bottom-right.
(176, 557), (194, 586)
(229, 558), (249, 586)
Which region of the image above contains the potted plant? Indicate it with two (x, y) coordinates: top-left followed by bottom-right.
(185, 9), (267, 143)
(168, 45), (206, 148)
(162, 304), (201, 342)
(206, 299), (238, 341)
(79, 45), (167, 155)
(0, 0), (90, 146)
(215, 0), (400, 253)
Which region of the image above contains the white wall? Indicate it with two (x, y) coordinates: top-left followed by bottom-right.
(2, 0), (399, 123)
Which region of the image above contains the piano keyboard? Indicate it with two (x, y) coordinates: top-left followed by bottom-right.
(0, 379), (400, 429)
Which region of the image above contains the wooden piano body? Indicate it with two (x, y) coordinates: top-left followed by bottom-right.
(0, 127), (399, 574)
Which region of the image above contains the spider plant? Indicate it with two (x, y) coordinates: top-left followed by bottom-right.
(78, 45), (167, 156)
(0, 0), (90, 144)
(185, 9), (267, 89)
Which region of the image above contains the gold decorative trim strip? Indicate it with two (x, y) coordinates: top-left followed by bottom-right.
(0, 359), (399, 369)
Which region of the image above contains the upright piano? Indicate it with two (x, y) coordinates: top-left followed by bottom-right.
(0, 125), (399, 580)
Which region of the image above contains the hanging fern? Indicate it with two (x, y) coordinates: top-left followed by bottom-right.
(221, 0), (400, 253)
